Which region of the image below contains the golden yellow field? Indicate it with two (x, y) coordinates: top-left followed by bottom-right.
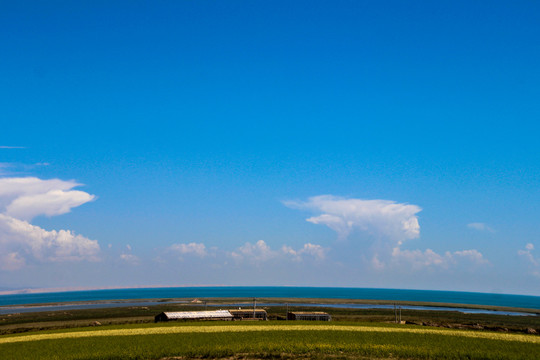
(2, 323), (539, 345)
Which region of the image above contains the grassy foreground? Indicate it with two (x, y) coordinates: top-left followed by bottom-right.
(1, 321), (539, 360)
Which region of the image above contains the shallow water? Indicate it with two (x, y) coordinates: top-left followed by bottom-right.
(1, 286), (539, 310)
(0, 300), (535, 316)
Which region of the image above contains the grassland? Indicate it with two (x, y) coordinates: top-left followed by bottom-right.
(1, 299), (539, 359)
(1, 322), (539, 359)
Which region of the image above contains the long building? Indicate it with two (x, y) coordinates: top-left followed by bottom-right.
(154, 309), (268, 322)
(154, 310), (233, 322)
(229, 309), (267, 320)
(287, 311), (331, 321)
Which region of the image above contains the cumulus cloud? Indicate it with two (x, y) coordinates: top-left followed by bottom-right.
(230, 240), (276, 262)
(0, 177), (99, 270)
(286, 195), (489, 271)
(453, 249), (488, 264)
(281, 243), (327, 261)
(467, 223), (495, 233)
(119, 244), (139, 264)
(120, 253), (139, 265)
(518, 243), (539, 277)
(298, 243), (328, 260)
(229, 240), (328, 263)
(390, 247), (487, 270)
(0, 252), (26, 271)
(170, 242), (208, 258)
(0, 214), (99, 269)
(518, 243), (537, 265)
(284, 195), (421, 242)
(391, 247), (447, 269)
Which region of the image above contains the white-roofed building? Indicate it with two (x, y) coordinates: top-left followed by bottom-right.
(154, 310), (233, 322)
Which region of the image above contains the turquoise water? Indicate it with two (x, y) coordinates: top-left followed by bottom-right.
(0, 301), (535, 316)
(1, 287), (539, 309)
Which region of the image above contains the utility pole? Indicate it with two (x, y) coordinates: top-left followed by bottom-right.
(399, 306), (402, 323)
(394, 303), (397, 323)
(253, 298), (256, 319)
(286, 303), (288, 321)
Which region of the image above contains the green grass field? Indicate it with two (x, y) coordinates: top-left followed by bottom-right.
(1, 322), (539, 360)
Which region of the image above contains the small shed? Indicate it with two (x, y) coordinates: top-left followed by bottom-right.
(229, 309), (268, 320)
(287, 311), (331, 321)
(154, 310), (233, 322)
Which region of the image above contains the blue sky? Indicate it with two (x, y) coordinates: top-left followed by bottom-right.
(1, 1), (540, 295)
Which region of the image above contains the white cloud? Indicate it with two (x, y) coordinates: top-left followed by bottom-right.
(391, 247), (448, 269)
(6, 189), (94, 220)
(0, 177), (78, 198)
(453, 249), (488, 264)
(286, 195), (489, 272)
(467, 222), (495, 233)
(120, 253), (139, 264)
(285, 195), (421, 242)
(281, 243), (328, 261)
(518, 243), (539, 277)
(518, 243), (537, 265)
(371, 254), (385, 270)
(0, 214), (100, 265)
(0, 177), (95, 221)
(230, 240), (276, 262)
(0, 252), (26, 271)
(164, 241), (327, 265)
(297, 243), (327, 260)
(170, 242), (208, 258)
(0, 177), (99, 270)
(229, 240), (328, 263)
(119, 244), (139, 264)
(390, 247), (487, 270)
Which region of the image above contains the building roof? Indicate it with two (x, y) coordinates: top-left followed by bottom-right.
(289, 311), (330, 315)
(229, 309), (267, 313)
(162, 310), (233, 319)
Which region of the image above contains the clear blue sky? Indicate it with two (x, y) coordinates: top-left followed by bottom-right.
(1, 1), (540, 295)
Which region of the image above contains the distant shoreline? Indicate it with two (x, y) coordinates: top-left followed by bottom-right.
(2, 287), (539, 313)
(1, 297), (538, 316)
(0, 284), (228, 296)
(1, 285), (539, 297)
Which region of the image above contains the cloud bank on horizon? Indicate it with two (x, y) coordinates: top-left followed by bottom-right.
(0, 177), (100, 270)
(1, 175), (536, 293)
(0, 179), (489, 274)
